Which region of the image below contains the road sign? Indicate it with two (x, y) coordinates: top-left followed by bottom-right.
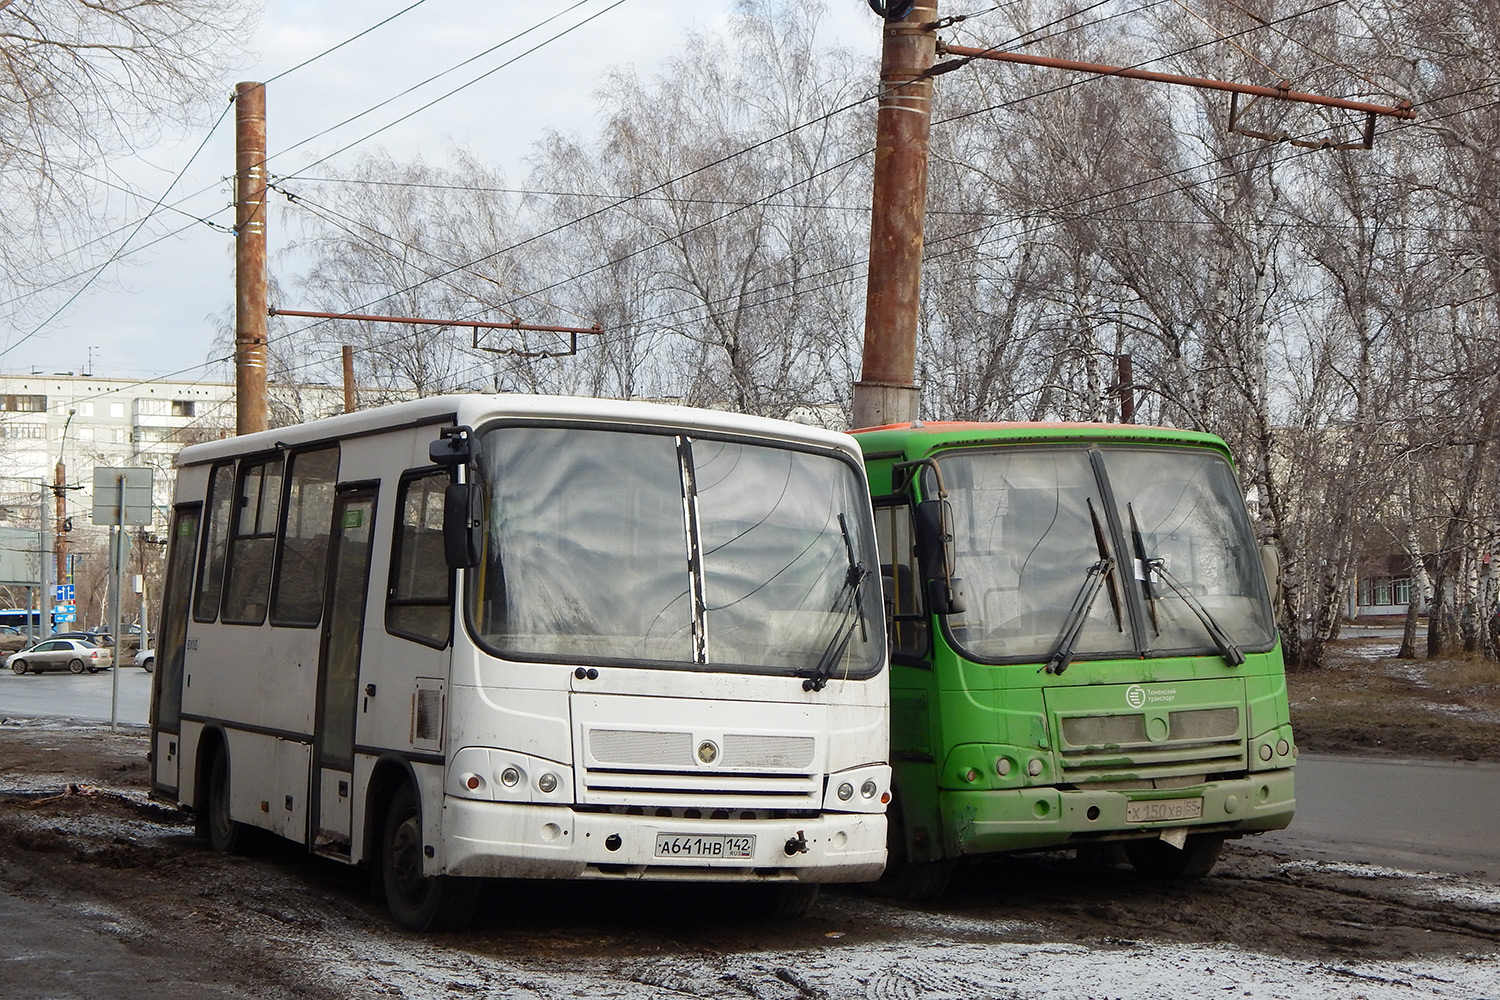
(55, 612), (76, 622)
(55, 584), (75, 601)
(53, 603), (75, 615)
(92, 467), (155, 526)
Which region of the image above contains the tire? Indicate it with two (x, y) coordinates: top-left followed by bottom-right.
(10, 659), (26, 675)
(865, 797), (953, 901)
(202, 744), (249, 854)
(142, 657), (155, 673)
(1125, 833), (1225, 879)
(381, 782), (480, 932)
(68, 658), (85, 674)
(751, 883), (821, 919)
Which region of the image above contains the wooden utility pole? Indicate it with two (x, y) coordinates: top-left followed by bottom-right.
(235, 81), (269, 435)
(852, 1), (937, 429)
(342, 345), (356, 413)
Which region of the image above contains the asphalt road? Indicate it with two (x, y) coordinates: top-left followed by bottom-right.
(1262, 751), (1500, 882)
(0, 665), (152, 727)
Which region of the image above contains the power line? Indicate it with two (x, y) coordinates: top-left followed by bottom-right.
(1, 101), (236, 359)
(272, 0), (628, 183)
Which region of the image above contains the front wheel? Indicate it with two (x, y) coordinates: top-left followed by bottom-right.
(142, 657), (155, 673)
(10, 659), (26, 675)
(381, 782), (480, 932)
(1125, 833), (1225, 879)
(69, 658), (85, 674)
(202, 744), (249, 854)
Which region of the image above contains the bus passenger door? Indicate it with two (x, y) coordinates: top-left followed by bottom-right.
(312, 485), (377, 857)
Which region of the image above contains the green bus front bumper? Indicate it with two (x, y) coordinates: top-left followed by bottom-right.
(940, 767), (1296, 855)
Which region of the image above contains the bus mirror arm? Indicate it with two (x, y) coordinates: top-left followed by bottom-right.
(429, 424), (475, 466)
(443, 483), (484, 568)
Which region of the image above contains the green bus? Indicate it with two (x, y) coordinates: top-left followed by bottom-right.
(853, 421), (1295, 897)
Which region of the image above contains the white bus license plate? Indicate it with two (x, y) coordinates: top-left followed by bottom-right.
(1126, 797), (1204, 823)
(655, 834), (755, 859)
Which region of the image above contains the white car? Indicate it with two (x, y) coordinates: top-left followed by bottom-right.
(8, 638), (114, 675)
(135, 647), (156, 673)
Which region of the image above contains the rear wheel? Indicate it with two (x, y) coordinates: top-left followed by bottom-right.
(1125, 833), (1225, 879)
(381, 782), (480, 931)
(10, 659), (26, 675)
(68, 658), (85, 674)
(202, 744), (249, 854)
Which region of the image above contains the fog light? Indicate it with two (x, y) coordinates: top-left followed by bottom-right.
(537, 772), (558, 793)
(837, 782), (854, 801)
(996, 758), (1012, 777)
(860, 780), (878, 799)
(1259, 744), (1273, 761)
(500, 767), (521, 787)
(1027, 758), (1044, 777)
(1276, 739), (1289, 756)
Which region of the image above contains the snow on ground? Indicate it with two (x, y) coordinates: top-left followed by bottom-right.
(296, 920), (1500, 1000)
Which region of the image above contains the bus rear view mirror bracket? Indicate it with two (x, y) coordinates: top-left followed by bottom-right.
(444, 483), (483, 568)
(429, 424), (475, 466)
(914, 499), (967, 616)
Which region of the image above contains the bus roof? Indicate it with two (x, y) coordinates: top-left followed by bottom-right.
(176, 394), (861, 468)
(849, 420), (1232, 461)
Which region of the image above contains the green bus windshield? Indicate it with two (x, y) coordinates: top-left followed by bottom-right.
(931, 444), (1276, 664)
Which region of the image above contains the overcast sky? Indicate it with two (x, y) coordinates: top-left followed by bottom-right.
(4, 0), (882, 384)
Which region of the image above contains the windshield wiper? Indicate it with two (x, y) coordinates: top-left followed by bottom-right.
(1127, 503), (1160, 636)
(1147, 560), (1245, 667)
(1043, 501), (1119, 677)
(804, 514), (868, 693)
(1126, 503), (1243, 667)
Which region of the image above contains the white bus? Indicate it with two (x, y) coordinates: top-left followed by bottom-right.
(149, 395), (890, 929)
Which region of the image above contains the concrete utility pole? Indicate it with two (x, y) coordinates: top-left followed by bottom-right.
(853, 1), (938, 430)
(53, 407), (75, 586)
(235, 81), (269, 436)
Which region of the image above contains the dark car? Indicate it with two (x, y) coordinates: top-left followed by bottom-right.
(49, 630), (115, 647)
(0, 625), (29, 653)
(7, 638), (115, 674)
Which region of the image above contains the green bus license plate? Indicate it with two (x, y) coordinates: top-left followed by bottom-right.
(1126, 797), (1204, 823)
(655, 834), (755, 859)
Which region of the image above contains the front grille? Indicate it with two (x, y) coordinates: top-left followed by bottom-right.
(590, 728), (694, 766)
(1056, 707), (1245, 784)
(581, 726), (821, 808)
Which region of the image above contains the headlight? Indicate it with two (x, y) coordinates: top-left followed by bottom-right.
(837, 782), (854, 801)
(537, 772), (558, 793)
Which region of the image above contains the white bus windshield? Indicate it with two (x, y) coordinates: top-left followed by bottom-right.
(936, 445), (1276, 663)
(469, 425), (884, 676)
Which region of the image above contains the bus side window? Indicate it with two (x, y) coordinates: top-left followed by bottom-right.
(386, 471), (453, 648)
(193, 462), (236, 622)
(270, 446), (339, 628)
(874, 502), (928, 660)
(221, 454), (285, 625)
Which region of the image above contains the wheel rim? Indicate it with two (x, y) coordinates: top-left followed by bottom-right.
(69, 659), (84, 674)
(11, 660), (24, 674)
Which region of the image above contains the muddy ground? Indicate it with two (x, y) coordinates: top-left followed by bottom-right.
(2, 637), (1497, 999)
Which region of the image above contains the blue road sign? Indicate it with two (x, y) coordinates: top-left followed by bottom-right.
(55, 585), (74, 601)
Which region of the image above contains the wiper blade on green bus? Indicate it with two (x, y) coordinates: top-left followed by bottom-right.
(1042, 499), (1121, 677)
(1147, 560), (1246, 667)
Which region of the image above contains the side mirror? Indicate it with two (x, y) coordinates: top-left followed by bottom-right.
(914, 499), (967, 615)
(1260, 542), (1282, 606)
(443, 483), (483, 568)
